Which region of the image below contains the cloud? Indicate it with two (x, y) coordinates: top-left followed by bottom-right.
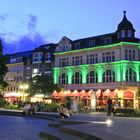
(28, 15), (38, 32)
(2, 32), (47, 54)
(0, 14), (8, 21)
(0, 13), (49, 54)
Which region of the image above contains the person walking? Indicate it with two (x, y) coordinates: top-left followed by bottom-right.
(107, 97), (112, 116)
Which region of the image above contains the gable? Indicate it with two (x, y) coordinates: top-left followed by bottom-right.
(55, 36), (72, 52)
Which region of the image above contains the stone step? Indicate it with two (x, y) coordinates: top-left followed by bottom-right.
(40, 128), (84, 140)
(48, 122), (63, 128)
(59, 124), (128, 140)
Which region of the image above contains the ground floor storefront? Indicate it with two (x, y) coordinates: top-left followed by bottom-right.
(51, 87), (140, 110)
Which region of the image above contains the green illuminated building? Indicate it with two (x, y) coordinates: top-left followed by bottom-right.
(53, 11), (140, 109)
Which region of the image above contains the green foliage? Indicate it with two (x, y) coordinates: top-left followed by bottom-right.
(27, 75), (62, 97)
(42, 103), (60, 112)
(133, 109), (140, 117)
(4, 104), (19, 110)
(0, 40), (8, 92)
(0, 97), (4, 107)
(116, 109), (140, 117)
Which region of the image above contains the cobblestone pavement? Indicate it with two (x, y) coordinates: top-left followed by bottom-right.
(0, 115), (50, 140)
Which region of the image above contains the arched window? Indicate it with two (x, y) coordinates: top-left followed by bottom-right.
(103, 70), (115, 83)
(87, 71), (98, 83)
(126, 68), (136, 82)
(59, 73), (68, 84)
(72, 72), (82, 84)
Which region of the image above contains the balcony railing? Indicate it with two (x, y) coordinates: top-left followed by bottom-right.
(63, 82), (140, 90)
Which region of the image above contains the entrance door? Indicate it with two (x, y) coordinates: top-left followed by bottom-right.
(124, 99), (133, 109)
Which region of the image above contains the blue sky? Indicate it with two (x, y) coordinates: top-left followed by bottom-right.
(0, 0), (140, 54)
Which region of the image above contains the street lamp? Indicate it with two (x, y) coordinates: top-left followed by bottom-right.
(19, 83), (29, 101)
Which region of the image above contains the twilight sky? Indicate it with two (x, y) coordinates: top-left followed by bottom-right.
(0, 0), (140, 54)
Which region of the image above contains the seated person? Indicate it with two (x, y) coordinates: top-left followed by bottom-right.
(57, 104), (70, 119)
(29, 103), (35, 115)
(23, 103), (31, 115)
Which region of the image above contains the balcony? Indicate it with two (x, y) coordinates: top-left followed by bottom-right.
(63, 82), (140, 90)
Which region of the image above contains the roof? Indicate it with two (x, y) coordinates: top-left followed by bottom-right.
(117, 11), (135, 31)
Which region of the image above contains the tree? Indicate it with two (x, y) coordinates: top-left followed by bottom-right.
(0, 40), (8, 94)
(27, 75), (62, 97)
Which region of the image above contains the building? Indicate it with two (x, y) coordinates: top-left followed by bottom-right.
(25, 43), (56, 82)
(53, 11), (140, 109)
(4, 44), (56, 102)
(4, 50), (32, 102)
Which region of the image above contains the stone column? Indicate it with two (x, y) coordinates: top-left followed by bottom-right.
(97, 65), (103, 83)
(81, 66), (88, 84)
(53, 68), (60, 84)
(66, 67), (73, 84)
(90, 91), (96, 111)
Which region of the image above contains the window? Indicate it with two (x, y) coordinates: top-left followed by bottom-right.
(62, 46), (67, 51)
(102, 52), (115, 62)
(72, 72), (82, 84)
(32, 52), (43, 62)
(16, 57), (22, 62)
(46, 63), (51, 71)
(72, 56), (82, 66)
(125, 50), (136, 61)
(8, 66), (23, 73)
(59, 73), (68, 84)
(10, 58), (16, 63)
(46, 53), (51, 62)
(74, 42), (80, 49)
(121, 30), (126, 38)
(89, 40), (95, 47)
(59, 58), (69, 67)
(127, 30), (132, 38)
(87, 71), (98, 83)
(44, 45), (49, 49)
(103, 70), (115, 83)
(126, 68), (136, 82)
(33, 68), (38, 73)
(104, 37), (112, 44)
(86, 54), (98, 64)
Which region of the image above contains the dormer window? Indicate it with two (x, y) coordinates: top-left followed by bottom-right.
(46, 53), (51, 62)
(32, 52), (43, 62)
(16, 57), (22, 62)
(10, 58), (16, 63)
(121, 30), (126, 38)
(104, 37), (112, 44)
(74, 42), (80, 49)
(44, 45), (49, 49)
(89, 40), (95, 47)
(127, 30), (132, 38)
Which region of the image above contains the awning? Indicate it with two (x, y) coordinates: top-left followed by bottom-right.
(124, 91), (134, 99)
(4, 92), (22, 98)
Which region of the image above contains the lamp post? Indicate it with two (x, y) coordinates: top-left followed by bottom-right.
(19, 83), (29, 102)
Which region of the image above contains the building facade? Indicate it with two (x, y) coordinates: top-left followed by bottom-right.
(4, 44), (56, 102)
(4, 51), (32, 102)
(53, 11), (140, 109)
